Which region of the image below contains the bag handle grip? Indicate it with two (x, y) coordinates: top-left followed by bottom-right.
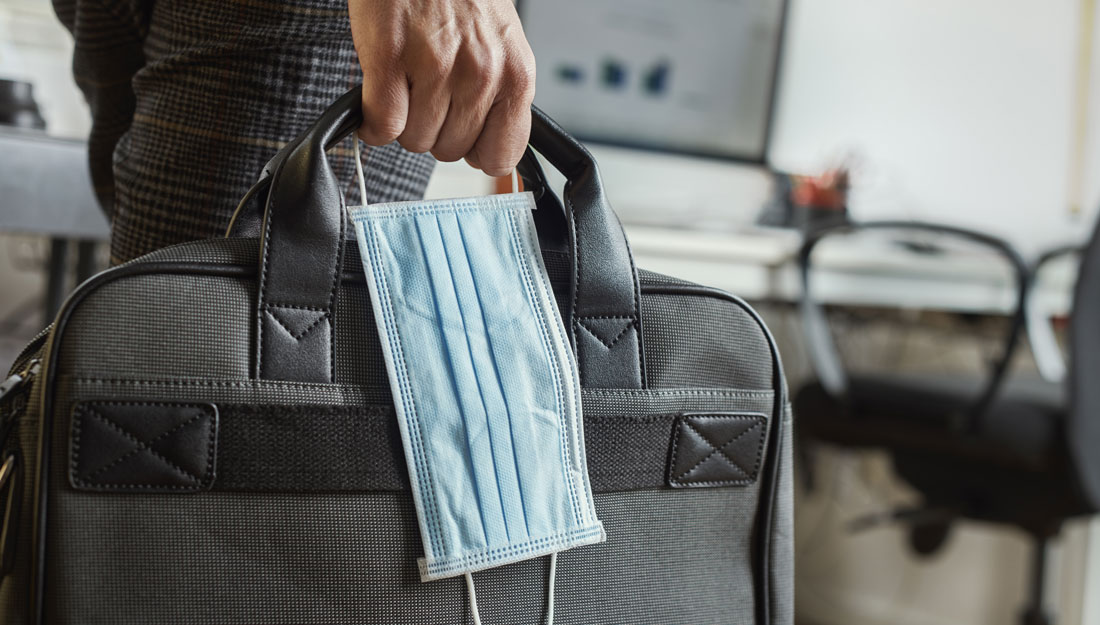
(252, 86), (643, 388)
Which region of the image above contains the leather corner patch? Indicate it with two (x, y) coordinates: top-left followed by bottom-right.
(70, 401), (218, 493)
(668, 413), (766, 488)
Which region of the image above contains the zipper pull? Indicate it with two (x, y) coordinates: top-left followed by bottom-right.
(0, 359), (40, 404)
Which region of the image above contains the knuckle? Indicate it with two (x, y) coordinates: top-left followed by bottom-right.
(469, 69), (497, 95)
(456, 49), (501, 95)
(507, 62), (536, 99)
(417, 49), (453, 78)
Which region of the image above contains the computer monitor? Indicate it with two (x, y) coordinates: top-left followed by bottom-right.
(518, 0), (788, 164)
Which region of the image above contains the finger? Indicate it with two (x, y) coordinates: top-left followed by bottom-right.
(432, 94), (495, 163)
(397, 51), (453, 154)
(431, 51), (499, 162)
(467, 50), (535, 176)
(469, 99), (532, 177)
(358, 73), (409, 146)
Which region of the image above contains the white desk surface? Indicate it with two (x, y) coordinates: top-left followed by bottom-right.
(623, 223), (1074, 316)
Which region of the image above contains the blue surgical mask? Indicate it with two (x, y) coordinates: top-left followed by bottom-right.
(348, 146), (604, 620)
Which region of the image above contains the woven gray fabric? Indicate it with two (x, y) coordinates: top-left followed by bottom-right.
(49, 373), (770, 625)
(642, 292), (774, 390)
(59, 274), (253, 379)
(52, 0), (435, 264)
(45, 487), (756, 624)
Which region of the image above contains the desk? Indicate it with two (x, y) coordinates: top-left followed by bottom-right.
(0, 129), (108, 321)
(624, 224), (1075, 316)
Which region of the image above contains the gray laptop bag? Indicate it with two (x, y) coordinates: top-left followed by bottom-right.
(0, 89), (793, 625)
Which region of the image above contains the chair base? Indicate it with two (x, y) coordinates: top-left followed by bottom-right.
(1021, 608), (1053, 625)
(1020, 534), (1055, 625)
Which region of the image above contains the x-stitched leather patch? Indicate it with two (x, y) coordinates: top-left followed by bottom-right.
(668, 413), (767, 488)
(70, 401), (218, 493)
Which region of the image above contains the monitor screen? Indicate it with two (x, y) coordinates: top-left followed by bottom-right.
(518, 0), (788, 163)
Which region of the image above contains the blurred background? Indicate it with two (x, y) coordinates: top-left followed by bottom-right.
(1, 0), (1099, 624)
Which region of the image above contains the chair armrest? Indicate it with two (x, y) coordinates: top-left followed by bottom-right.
(797, 220), (1031, 426)
(1027, 246), (1080, 383)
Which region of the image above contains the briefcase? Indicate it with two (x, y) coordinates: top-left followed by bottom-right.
(0, 88), (793, 625)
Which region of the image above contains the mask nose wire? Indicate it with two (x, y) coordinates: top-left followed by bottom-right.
(463, 553), (558, 625)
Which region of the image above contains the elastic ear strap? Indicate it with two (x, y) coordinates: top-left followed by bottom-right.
(465, 573), (482, 625)
(354, 138), (368, 206)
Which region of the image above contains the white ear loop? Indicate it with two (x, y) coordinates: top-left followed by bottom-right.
(465, 573), (483, 625)
(353, 136), (368, 207)
(511, 169), (519, 194)
(462, 553), (558, 625)
(545, 552), (558, 625)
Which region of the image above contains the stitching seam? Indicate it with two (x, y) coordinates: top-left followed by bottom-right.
(576, 318), (634, 349)
(264, 306), (329, 341)
(677, 420), (758, 480)
(71, 402), (216, 489)
(669, 415), (766, 486)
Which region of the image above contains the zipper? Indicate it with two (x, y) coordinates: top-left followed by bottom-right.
(1, 357), (39, 446)
(1, 358), (40, 404)
(7, 324), (51, 378)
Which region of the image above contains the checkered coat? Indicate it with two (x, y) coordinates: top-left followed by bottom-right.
(53, 0), (435, 264)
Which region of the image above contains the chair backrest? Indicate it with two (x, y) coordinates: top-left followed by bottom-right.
(1069, 216), (1100, 510)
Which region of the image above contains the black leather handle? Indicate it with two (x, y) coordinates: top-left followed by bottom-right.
(517, 108), (644, 388)
(252, 88), (359, 382)
(253, 86), (643, 388)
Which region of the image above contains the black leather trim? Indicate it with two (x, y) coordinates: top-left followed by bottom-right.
(668, 413), (767, 488)
(69, 401), (218, 493)
(517, 147), (570, 258)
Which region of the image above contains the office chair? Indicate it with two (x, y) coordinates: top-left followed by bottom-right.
(793, 220), (1099, 625)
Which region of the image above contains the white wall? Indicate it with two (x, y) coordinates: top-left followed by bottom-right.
(768, 0), (1097, 255)
(0, 0), (89, 137)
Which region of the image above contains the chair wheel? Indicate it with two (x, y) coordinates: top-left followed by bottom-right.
(909, 521), (951, 556)
(1020, 607), (1053, 625)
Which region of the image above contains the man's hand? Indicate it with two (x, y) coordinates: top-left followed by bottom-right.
(350, 0), (536, 177)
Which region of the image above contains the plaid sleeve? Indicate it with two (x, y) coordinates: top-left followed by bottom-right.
(53, 0), (435, 264)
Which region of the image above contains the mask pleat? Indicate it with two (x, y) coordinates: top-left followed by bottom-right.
(441, 211), (534, 542)
(412, 214), (508, 545)
(464, 208), (573, 538)
(500, 209), (578, 536)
